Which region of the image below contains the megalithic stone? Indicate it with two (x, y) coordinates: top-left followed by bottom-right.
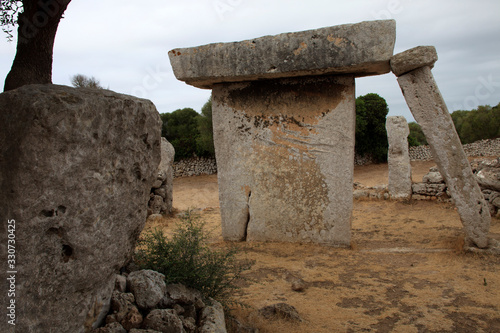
(391, 46), (491, 248)
(386, 116), (412, 199)
(168, 20), (396, 246)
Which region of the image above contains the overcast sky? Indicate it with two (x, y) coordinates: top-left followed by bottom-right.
(1, 0), (499, 122)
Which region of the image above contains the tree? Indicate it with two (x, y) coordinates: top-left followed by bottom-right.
(70, 74), (104, 89)
(355, 93), (389, 163)
(161, 108), (200, 160)
(2, 0), (72, 91)
(196, 97), (215, 157)
(408, 122), (427, 146)
(451, 103), (500, 144)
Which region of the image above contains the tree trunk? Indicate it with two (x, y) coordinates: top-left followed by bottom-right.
(3, 0), (71, 92)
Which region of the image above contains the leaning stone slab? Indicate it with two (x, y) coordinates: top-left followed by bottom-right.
(169, 20), (396, 88)
(386, 116), (412, 199)
(0, 84), (161, 332)
(392, 48), (491, 248)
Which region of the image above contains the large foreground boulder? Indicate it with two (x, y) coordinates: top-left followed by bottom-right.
(0, 84), (161, 332)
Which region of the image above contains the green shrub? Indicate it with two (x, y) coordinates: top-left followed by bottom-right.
(134, 212), (249, 308)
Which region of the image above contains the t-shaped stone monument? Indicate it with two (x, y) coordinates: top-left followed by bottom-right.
(169, 20), (396, 246)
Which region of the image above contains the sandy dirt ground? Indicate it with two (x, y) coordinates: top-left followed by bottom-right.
(143, 161), (500, 333)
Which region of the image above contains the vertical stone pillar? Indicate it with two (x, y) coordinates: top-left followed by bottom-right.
(386, 116), (412, 199)
(213, 75), (355, 245)
(391, 46), (491, 248)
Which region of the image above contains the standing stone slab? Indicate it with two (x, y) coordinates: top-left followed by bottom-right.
(213, 75), (355, 245)
(392, 47), (491, 248)
(0, 84), (161, 332)
(386, 116), (412, 199)
(169, 20), (396, 88)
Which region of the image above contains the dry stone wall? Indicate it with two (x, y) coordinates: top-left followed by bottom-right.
(173, 157), (217, 178)
(172, 138), (500, 177)
(410, 138), (500, 161)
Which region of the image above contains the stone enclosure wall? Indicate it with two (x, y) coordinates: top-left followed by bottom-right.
(173, 157), (217, 178)
(409, 138), (500, 161)
(172, 138), (500, 178)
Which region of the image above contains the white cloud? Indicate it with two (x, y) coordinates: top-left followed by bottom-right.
(1, 0), (499, 119)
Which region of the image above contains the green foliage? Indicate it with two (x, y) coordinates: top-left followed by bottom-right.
(408, 122), (427, 146)
(161, 108), (200, 160)
(70, 74), (104, 89)
(355, 93), (389, 163)
(160, 99), (215, 161)
(196, 97), (215, 157)
(451, 103), (500, 144)
(134, 213), (249, 308)
(1, 0), (22, 41)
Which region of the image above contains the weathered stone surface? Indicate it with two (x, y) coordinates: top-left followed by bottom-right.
(108, 292), (136, 324)
(213, 75), (355, 246)
(198, 299), (227, 333)
(475, 167), (500, 192)
(143, 309), (185, 333)
(423, 171), (444, 184)
(128, 270), (167, 310)
(396, 64), (491, 248)
(412, 183), (447, 196)
(121, 306), (143, 330)
(115, 275), (127, 293)
(0, 84), (161, 332)
(259, 303), (303, 322)
(164, 284), (205, 309)
(291, 278), (307, 292)
(93, 322), (127, 333)
(158, 137), (175, 211)
(390, 46), (438, 77)
(148, 195), (167, 215)
(129, 330), (162, 333)
(169, 20), (396, 89)
(386, 116), (412, 199)
(148, 138), (174, 216)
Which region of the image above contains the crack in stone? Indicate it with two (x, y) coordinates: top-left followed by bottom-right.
(243, 190), (252, 241)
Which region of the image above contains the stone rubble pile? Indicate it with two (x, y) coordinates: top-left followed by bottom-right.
(148, 138), (175, 216)
(409, 138), (500, 161)
(411, 166), (450, 202)
(173, 157), (217, 178)
(353, 183), (390, 200)
(411, 158), (500, 217)
(93, 270), (227, 333)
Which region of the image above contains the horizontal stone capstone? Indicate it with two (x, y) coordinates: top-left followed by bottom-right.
(168, 20), (396, 89)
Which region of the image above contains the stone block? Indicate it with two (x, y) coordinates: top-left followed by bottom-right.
(423, 171), (444, 184)
(0, 84), (161, 332)
(213, 75), (355, 246)
(396, 63), (491, 248)
(386, 116), (412, 199)
(169, 20), (396, 88)
(390, 46), (438, 77)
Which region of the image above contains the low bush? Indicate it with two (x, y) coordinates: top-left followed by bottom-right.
(134, 212), (249, 308)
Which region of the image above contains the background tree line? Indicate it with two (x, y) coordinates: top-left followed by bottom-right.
(161, 93), (391, 163)
(408, 102), (500, 146)
(160, 98), (214, 161)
